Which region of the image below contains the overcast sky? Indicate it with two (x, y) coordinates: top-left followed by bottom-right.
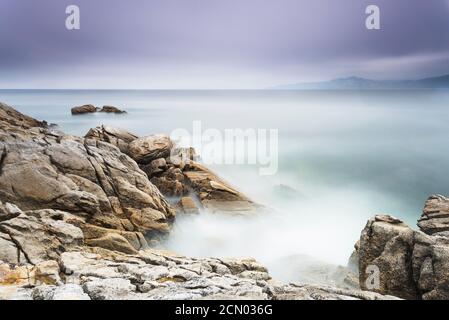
(1, 0), (449, 89)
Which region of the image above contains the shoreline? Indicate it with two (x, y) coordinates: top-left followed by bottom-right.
(0, 101), (448, 300)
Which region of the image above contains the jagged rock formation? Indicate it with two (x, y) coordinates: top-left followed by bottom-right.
(0, 103), (174, 257)
(86, 126), (261, 214)
(71, 104), (97, 115)
(357, 197), (449, 300)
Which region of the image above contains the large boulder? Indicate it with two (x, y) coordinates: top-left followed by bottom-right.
(358, 215), (417, 299)
(128, 134), (173, 165)
(357, 198), (449, 300)
(71, 104), (97, 115)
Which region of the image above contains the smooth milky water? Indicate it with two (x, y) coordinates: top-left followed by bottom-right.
(2, 89), (449, 282)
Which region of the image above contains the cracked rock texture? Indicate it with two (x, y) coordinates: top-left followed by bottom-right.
(357, 197), (449, 299)
(0, 247), (396, 300)
(0, 103), (173, 257)
(86, 126), (261, 215)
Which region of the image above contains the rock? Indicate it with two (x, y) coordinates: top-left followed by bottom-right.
(128, 134), (173, 165)
(0, 102), (47, 129)
(177, 197), (200, 214)
(418, 195), (449, 235)
(83, 125), (261, 215)
(183, 162), (260, 214)
(0, 286), (33, 300)
(0, 201), (22, 222)
(0, 247), (396, 300)
(357, 204), (449, 300)
(150, 167), (186, 197)
(71, 104), (97, 115)
(358, 215), (417, 299)
(0, 102), (174, 257)
(0, 263), (32, 286)
(99, 106), (126, 114)
(32, 284), (90, 300)
(85, 125), (138, 154)
(141, 158), (167, 178)
(0, 208), (84, 264)
(272, 283), (400, 300)
(83, 278), (137, 300)
(31, 260), (62, 286)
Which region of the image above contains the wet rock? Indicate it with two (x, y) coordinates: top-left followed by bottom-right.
(71, 104), (97, 115)
(99, 106), (126, 114)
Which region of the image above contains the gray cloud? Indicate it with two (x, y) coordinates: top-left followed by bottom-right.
(0, 0), (448, 88)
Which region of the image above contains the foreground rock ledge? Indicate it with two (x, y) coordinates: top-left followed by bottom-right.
(0, 247), (397, 300)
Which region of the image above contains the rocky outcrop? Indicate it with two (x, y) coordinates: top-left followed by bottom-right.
(357, 197), (449, 300)
(86, 127), (261, 214)
(0, 103), (174, 258)
(71, 105), (126, 115)
(99, 106), (126, 114)
(85, 125), (138, 154)
(418, 195), (449, 235)
(71, 104), (97, 115)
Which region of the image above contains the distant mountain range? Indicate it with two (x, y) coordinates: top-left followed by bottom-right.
(271, 74), (449, 90)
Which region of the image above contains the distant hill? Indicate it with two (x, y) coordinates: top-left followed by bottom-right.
(271, 75), (449, 90)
